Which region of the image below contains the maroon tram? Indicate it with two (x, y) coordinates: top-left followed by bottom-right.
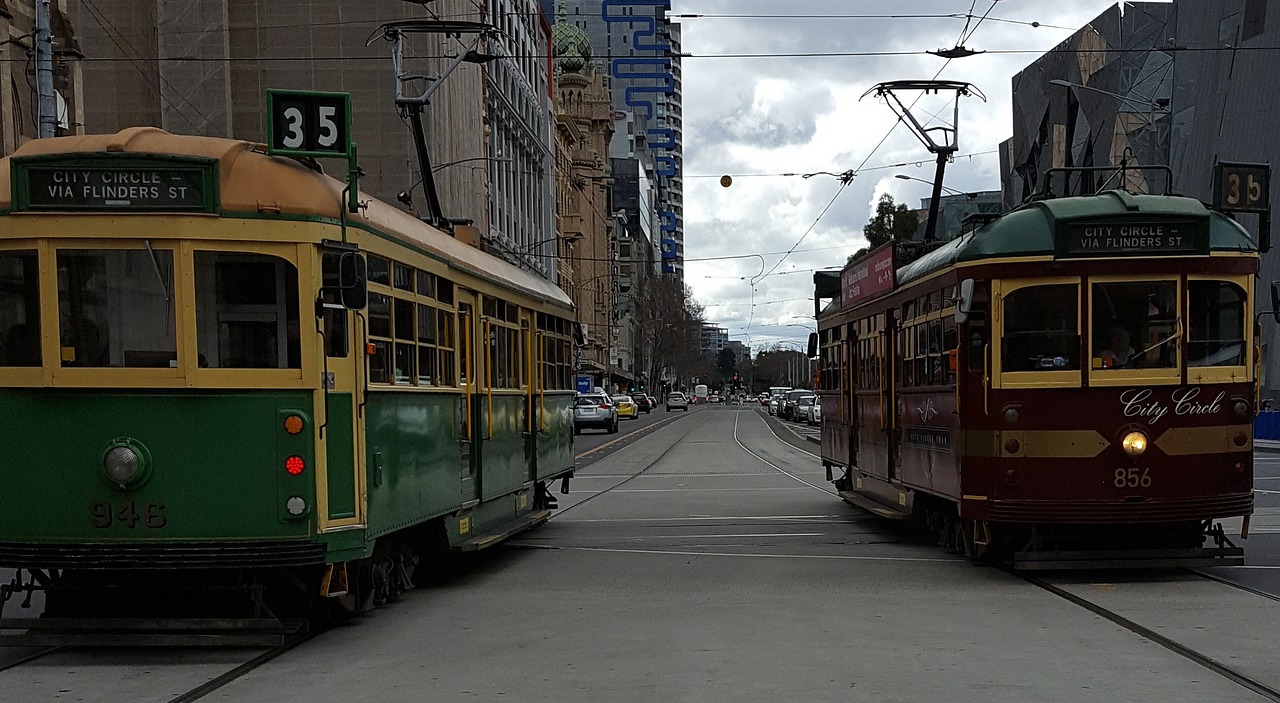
(813, 172), (1270, 568)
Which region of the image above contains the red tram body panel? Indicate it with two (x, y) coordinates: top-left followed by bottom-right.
(815, 190), (1257, 567)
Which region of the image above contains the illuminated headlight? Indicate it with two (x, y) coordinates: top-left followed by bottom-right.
(103, 446), (140, 484)
(285, 496), (308, 516)
(1121, 431), (1148, 458)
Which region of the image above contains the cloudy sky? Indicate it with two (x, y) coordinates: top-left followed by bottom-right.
(675, 0), (1163, 351)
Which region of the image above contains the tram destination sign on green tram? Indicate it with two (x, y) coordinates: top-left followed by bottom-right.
(10, 155), (220, 213)
(1061, 220), (1202, 256)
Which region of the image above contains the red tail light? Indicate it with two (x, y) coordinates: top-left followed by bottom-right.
(285, 455), (306, 476)
(599, 404), (611, 410)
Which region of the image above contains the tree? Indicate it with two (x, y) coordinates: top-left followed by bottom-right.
(630, 276), (706, 390)
(715, 348), (737, 378)
(848, 193), (919, 263)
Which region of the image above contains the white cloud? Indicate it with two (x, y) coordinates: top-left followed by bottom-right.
(674, 0), (1150, 349)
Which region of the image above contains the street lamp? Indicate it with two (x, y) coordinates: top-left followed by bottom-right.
(432, 155), (512, 173)
(895, 173), (967, 197)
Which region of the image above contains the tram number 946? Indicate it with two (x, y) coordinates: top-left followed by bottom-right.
(91, 501), (167, 529)
(1114, 467), (1152, 489)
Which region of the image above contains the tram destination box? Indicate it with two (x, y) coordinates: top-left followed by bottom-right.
(10, 155), (219, 213)
(1061, 220), (1202, 256)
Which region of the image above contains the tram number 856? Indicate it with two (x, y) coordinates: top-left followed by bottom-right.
(1114, 467), (1152, 489)
(91, 501), (167, 529)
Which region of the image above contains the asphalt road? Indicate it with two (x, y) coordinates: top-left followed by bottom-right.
(5, 406), (1279, 701)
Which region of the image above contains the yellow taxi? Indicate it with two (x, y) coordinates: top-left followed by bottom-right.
(611, 395), (639, 419)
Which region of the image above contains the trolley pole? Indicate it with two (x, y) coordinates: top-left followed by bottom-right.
(35, 0), (57, 138)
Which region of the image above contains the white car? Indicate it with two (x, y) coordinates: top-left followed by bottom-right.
(666, 392), (690, 411)
(805, 400), (821, 426)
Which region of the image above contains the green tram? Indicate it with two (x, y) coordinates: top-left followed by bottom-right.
(0, 129), (576, 635)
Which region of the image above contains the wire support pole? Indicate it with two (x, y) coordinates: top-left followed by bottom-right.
(35, 0), (57, 138)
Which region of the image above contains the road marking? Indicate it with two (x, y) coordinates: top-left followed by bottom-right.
(573, 410), (696, 459)
(556, 546), (956, 563)
(607, 487), (814, 493)
(570, 472), (784, 479)
(540, 532), (828, 540)
(1215, 565), (1280, 570)
(1254, 488), (1280, 495)
(558, 515), (849, 522)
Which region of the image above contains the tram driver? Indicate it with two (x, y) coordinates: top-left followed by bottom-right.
(1100, 324), (1136, 368)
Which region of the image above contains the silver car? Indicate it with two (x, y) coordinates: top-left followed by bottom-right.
(574, 393), (618, 434)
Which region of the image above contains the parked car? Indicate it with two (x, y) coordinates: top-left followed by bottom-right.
(666, 392), (690, 411)
(631, 394), (654, 413)
(794, 394), (817, 424)
(780, 389), (812, 420)
(612, 395), (639, 419)
(768, 397), (782, 415)
(759, 393), (771, 406)
(709, 394), (722, 404)
(805, 399), (821, 426)
(574, 394), (618, 434)
(647, 395), (658, 410)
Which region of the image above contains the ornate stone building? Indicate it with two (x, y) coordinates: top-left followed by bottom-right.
(551, 10), (615, 387)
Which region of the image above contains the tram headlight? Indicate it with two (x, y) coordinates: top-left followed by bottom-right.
(103, 446), (140, 484)
(285, 496), (308, 517)
(1121, 431), (1149, 458)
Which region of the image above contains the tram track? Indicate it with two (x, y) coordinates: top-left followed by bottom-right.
(165, 628), (320, 703)
(0, 645), (59, 672)
(549, 409), (715, 519)
(732, 407), (835, 495)
(1018, 571), (1280, 702)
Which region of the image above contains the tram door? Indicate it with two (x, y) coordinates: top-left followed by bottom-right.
(857, 312), (895, 483)
(523, 312), (538, 483)
(882, 312), (900, 482)
(456, 292), (480, 501)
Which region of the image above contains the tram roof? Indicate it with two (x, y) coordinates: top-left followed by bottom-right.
(896, 190), (1256, 287)
(0, 128), (574, 311)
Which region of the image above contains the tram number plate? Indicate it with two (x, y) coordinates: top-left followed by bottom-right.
(91, 501), (167, 529)
(1114, 468), (1152, 489)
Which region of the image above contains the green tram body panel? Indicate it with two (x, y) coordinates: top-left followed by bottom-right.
(0, 389), (315, 542)
(535, 393), (575, 483)
(363, 391), (467, 539)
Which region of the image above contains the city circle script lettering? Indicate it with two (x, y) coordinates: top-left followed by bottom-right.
(1119, 387), (1224, 425)
(26, 167), (207, 210)
(1065, 222), (1196, 255)
(841, 246), (895, 306)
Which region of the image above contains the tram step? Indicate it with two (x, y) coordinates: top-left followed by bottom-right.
(454, 510), (553, 552)
(837, 490), (909, 520)
(0, 617), (303, 647)
(1013, 546), (1246, 571)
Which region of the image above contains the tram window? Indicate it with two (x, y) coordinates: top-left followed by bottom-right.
(369, 340), (390, 384)
(57, 249), (177, 368)
(367, 256), (391, 286)
(194, 253), (300, 369)
(394, 299), (415, 341)
(1091, 281), (1177, 370)
(393, 263), (415, 292)
(320, 254), (348, 358)
(417, 270), (436, 299)
(1001, 284), (1079, 372)
(368, 294), (391, 338)
(438, 280), (454, 306)
(1188, 281), (1246, 367)
(0, 251), (40, 367)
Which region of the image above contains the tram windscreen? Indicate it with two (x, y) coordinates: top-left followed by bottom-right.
(1188, 281), (1246, 367)
(0, 251), (40, 366)
(1001, 284), (1079, 372)
(57, 249), (176, 367)
(194, 252), (300, 369)
(1091, 281), (1177, 370)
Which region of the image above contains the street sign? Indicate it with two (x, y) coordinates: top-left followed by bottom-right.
(266, 90), (352, 159)
(576, 376), (593, 394)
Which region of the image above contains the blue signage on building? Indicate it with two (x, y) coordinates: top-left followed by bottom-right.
(576, 375), (593, 394)
(604, 1), (678, 253)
